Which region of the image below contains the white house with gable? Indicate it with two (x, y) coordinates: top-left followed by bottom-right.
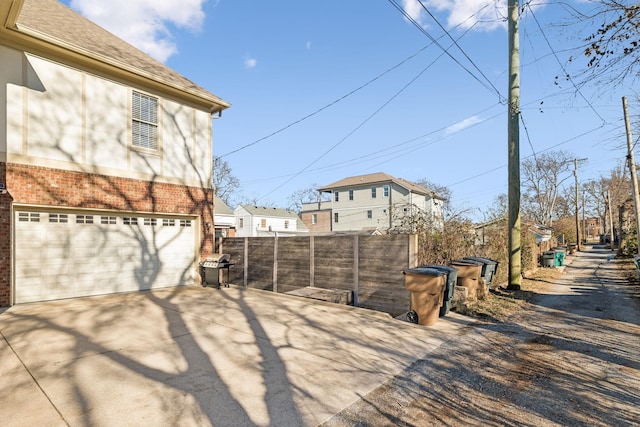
(234, 205), (308, 237)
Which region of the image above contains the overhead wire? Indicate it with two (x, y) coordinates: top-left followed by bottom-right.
(386, 0), (505, 102)
(218, 41), (439, 158)
(413, 0), (505, 101)
(525, 2), (607, 125)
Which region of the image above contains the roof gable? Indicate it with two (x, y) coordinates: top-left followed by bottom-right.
(214, 196), (234, 215)
(318, 172), (445, 200)
(238, 205), (300, 219)
(4, 0), (229, 113)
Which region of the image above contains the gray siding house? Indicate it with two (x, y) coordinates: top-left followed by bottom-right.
(302, 172), (445, 233)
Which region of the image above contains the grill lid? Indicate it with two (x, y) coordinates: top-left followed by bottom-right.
(202, 253), (231, 268)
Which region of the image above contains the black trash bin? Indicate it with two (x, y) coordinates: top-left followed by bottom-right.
(419, 265), (458, 317)
(402, 267), (447, 326)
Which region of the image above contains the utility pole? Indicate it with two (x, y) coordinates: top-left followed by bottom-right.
(507, 0), (521, 290)
(573, 158), (587, 250)
(622, 96), (640, 255)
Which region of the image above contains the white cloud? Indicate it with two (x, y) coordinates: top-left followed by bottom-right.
(244, 57), (257, 69)
(402, 0), (507, 32)
(444, 115), (482, 134)
(402, 0), (428, 27)
(69, 0), (208, 63)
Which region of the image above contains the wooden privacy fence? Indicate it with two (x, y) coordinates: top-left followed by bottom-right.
(220, 234), (418, 316)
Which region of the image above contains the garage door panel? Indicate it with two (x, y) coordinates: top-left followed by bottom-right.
(15, 210), (197, 303)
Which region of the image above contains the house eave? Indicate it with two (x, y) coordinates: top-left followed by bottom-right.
(1, 1), (230, 114)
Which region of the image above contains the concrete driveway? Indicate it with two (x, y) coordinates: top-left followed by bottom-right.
(0, 286), (473, 426)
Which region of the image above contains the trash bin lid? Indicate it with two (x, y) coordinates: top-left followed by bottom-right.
(418, 265), (457, 273)
(463, 256), (498, 265)
(451, 259), (483, 266)
(404, 267), (447, 276)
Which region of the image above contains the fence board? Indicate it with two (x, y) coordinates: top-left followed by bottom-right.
(221, 234), (415, 315)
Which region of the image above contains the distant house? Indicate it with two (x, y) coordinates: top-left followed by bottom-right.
(301, 172), (445, 233)
(234, 205), (309, 237)
(213, 196), (236, 239)
(0, 0), (229, 306)
(213, 196), (235, 252)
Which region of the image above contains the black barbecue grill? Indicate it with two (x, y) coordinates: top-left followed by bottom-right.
(200, 254), (234, 289)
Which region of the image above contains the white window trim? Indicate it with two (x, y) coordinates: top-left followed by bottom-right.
(131, 90), (159, 152)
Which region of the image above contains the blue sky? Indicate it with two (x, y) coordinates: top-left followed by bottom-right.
(64, 0), (636, 220)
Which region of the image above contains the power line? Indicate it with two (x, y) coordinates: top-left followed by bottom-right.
(414, 0), (505, 101)
(446, 123), (607, 188)
(386, 0), (504, 102)
(218, 41), (439, 158)
(525, 3), (607, 124)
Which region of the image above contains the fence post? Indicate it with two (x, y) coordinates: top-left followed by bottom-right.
(243, 237), (248, 287)
(310, 236), (315, 288)
(273, 235), (278, 293)
(353, 235), (359, 306)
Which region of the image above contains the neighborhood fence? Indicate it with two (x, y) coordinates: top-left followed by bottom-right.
(221, 234), (418, 316)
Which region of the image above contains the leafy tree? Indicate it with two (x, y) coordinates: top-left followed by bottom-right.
(212, 156), (240, 206)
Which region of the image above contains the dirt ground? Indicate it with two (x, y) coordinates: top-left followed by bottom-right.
(321, 245), (640, 427)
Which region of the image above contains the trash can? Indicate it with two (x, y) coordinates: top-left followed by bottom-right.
(553, 248), (566, 267)
(463, 256), (499, 287)
(542, 251), (555, 267)
(419, 265), (458, 317)
(449, 259), (483, 299)
(567, 243), (577, 255)
(403, 267), (446, 326)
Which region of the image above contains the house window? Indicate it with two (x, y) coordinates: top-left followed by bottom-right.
(284, 220), (289, 229)
(143, 218), (157, 226)
(132, 91), (158, 150)
(179, 219), (191, 227)
(18, 212), (40, 222)
(76, 215), (94, 224)
(162, 218), (175, 226)
(349, 190), (354, 200)
(334, 212), (339, 223)
(312, 214), (317, 225)
(334, 191), (339, 202)
(371, 187), (377, 198)
(383, 185), (389, 197)
(260, 218), (267, 228)
(367, 210), (372, 219)
(49, 214), (69, 223)
(123, 217), (138, 225)
(239, 218), (244, 228)
(101, 216), (116, 225)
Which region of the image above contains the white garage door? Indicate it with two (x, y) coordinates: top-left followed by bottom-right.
(14, 210), (197, 303)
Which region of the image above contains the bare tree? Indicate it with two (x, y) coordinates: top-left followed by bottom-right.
(581, 1), (640, 88)
(212, 156), (240, 206)
(414, 178), (451, 203)
(482, 193), (508, 222)
(521, 151), (575, 225)
(286, 183), (327, 214)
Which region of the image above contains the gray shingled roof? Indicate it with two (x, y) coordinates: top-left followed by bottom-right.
(318, 172), (445, 200)
(214, 196), (234, 215)
(12, 0), (229, 111)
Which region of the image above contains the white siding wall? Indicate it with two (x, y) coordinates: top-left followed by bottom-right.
(1, 48), (212, 187)
(85, 74), (128, 169)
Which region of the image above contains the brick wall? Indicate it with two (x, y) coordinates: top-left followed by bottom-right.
(0, 162), (214, 306)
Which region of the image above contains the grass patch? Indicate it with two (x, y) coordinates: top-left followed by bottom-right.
(454, 267), (564, 322)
